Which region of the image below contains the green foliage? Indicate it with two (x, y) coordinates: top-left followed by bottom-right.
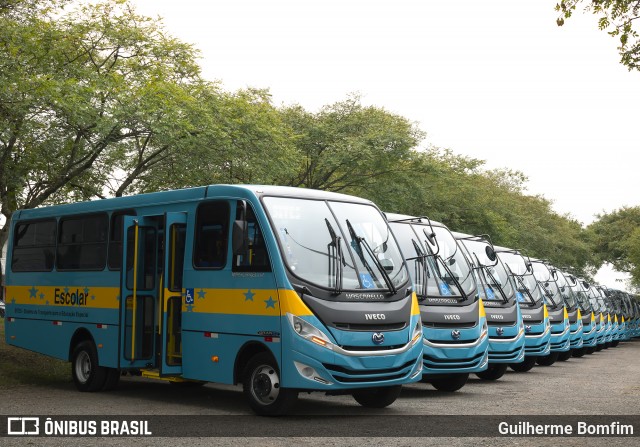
(0, 0), (612, 282)
(278, 95), (425, 192)
(556, 0), (640, 71)
(587, 206), (640, 286)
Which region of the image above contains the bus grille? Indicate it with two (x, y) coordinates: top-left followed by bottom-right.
(322, 360), (415, 383)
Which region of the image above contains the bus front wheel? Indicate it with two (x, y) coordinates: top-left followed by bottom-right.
(429, 373), (468, 392)
(352, 385), (402, 408)
(509, 357), (536, 372)
(476, 364), (507, 381)
(242, 352), (298, 416)
(71, 341), (108, 392)
(536, 352), (559, 366)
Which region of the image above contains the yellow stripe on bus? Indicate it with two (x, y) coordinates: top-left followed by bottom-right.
(6, 285), (120, 309)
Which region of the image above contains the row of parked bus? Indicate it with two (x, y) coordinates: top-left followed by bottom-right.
(3, 185), (639, 415)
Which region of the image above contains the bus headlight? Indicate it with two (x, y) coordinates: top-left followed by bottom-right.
(287, 313), (334, 350)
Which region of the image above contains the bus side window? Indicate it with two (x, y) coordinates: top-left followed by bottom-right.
(194, 201), (230, 269)
(11, 219), (56, 272)
(108, 210), (136, 270)
(233, 204), (271, 273)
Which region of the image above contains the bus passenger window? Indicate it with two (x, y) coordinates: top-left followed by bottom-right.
(194, 201), (230, 269)
(108, 210), (136, 270)
(233, 205), (271, 273)
(11, 220), (56, 272)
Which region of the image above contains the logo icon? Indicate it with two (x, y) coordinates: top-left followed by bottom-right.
(7, 417), (40, 435)
(496, 327), (504, 336)
(525, 325), (532, 333)
(451, 329), (461, 340)
(372, 332), (385, 345)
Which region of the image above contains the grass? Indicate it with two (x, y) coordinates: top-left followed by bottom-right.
(0, 318), (71, 388)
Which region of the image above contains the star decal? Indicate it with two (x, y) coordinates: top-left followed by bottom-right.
(11, 298), (16, 304)
(264, 296), (277, 309)
(84, 287), (90, 296)
(186, 303), (195, 312)
(39, 293), (45, 300)
(244, 289), (255, 302)
(28, 286), (38, 299)
(91, 295), (96, 300)
(197, 289), (206, 299)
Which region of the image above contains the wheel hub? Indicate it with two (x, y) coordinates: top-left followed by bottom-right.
(251, 365), (280, 405)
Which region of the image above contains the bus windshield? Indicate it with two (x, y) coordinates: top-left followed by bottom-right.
(567, 278), (592, 313)
(389, 221), (475, 300)
(264, 197), (408, 293)
(531, 261), (563, 308)
(460, 238), (514, 302)
(495, 251), (542, 305)
(553, 270), (577, 309)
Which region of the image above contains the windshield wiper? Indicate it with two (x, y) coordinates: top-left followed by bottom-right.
(409, 239), (429, 301)
(346, 219), (396, 294)
(472, 253), (508, 303)
(325, 218), (344, 294)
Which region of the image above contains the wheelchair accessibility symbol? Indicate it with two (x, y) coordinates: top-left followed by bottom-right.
(359, 273), (375, 289)
(185, 288), (194, 304)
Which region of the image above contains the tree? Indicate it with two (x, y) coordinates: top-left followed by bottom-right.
(556, 0), (640, 70)
(0, 0), (202, 248)
(587, 206), (640, 287)
(278, 95), (426, 193)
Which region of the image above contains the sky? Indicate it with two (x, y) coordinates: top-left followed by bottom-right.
(3, 1), (636, 288)
(128, 0), (637, 288)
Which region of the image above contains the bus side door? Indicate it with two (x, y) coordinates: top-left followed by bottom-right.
(161, 212), (187, 375)
(120, 216), (160, 369)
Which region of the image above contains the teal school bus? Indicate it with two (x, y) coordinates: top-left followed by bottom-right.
(453, 233), (525, 381)
(4, 185), (423, 415)
(387, 215), (488, 392)
(494, 247), (551, 372)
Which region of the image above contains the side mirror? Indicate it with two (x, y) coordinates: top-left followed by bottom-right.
(485, 246), (496, 262)
(232, 220), (248, 255)
(380, 258), (395, 272)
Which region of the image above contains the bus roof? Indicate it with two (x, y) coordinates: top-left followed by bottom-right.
(12, 185), (374, 221)
(385, 213), (445, 228)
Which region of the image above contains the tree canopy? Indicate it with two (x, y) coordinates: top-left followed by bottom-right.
(556, 0), (640, 71)
(0, 0), (633, 287)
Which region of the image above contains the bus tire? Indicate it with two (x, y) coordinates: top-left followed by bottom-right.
(509, 357), (536, 372)
(430, 373), (468, 392)
(557, 350), (572, 361)
(572, 348), (586, 358)
(585, 346), (596, 354)
(102, 368), (121, 391)
(71, 341), (108, 392)
(535, 352), (558, 366)
(611, 340), (619, 347)
(352, 385), (402, 408)
(242, 352), (298, 416)
(476, 364), (507, 381)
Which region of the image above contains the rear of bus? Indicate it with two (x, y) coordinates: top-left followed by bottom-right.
(387, 215), (488, 392)
(495, 248), (550, 372)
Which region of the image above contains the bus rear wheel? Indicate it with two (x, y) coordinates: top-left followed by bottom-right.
(71, 341), (108, 392)
(509, 357), (536, 372)
(429, 373), (468, 392)
(536, 352), (559, 366)
(476, 364), (507, 381)
(352, 385), (402, 408)
(242, 352), (298, 416)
